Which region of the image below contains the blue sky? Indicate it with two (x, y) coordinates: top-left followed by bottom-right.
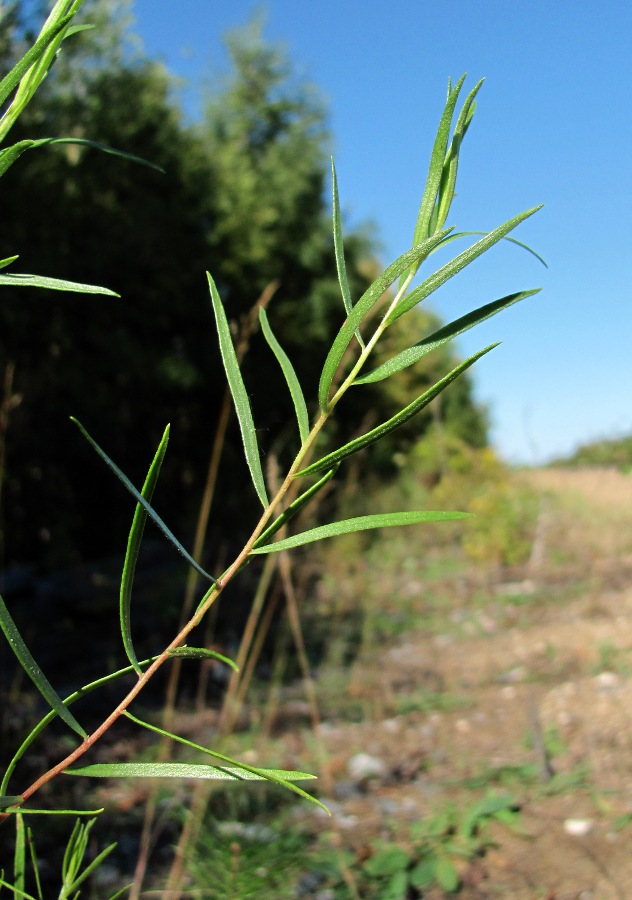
(131, 0), (631, 465)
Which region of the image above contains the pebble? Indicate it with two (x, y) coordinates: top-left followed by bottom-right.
(564, 818), (595, 836)
(347, 752), (386, 781)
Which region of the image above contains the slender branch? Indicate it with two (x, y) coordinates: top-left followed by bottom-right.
(2, 358), (334, 816)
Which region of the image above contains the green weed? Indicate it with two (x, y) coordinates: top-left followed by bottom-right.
(315, 792), (521, 898)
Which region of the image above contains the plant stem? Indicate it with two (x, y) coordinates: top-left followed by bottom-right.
(2, 274), (404, 817)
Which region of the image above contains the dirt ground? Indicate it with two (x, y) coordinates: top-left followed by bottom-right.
(7, 466), (631, 898)
(273, 468), (632, 898)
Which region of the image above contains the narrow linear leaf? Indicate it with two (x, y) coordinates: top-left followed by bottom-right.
(0, 592), (86, 738)
(0, 136), (163, 181)
(502, 235), (548, 267)
(120, 425), (170, 674)
(331, 159), (352, 315)
(0, 255), (18, 270)
(386, 206), (542, 326)
(356, 289), (540, 385)
(26, 825), (42, 900)
(28, 136), (165, 173)
(253, 466), (338, 550)
(167, 646), (238, 671)
(434, 79), (484, 231)
(121, 710), (328, 811)
(0, 141), (35, 178)
(64, 23), (96, 39)
(208, 273), (269, 507)
(0, 880), (37, 900)
(71, 418), (217, 584)
(0, 272), (119, 296)
(13, 812), (25, 895)
(318, 228), (453, 411)
(65, 762), (316, 782)
(0, 796), (22, 811)
(305, 344), (497, 476)
(108, 885), (134, 900)
(251, 509), (469, 554)
(411, 75), (466, 251)
(64, 841), (118, 897)
(433, 230), (548, 267)
(331, 159), (364, 347)
(2, 807), (105, 816)
(0, 13), (73, 107)
(1, 656), (160, 795)
(259, 307), (309, 444)
(61, 820), (79, 886)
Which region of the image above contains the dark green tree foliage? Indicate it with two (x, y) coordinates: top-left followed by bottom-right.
(0, 7), (486, 575)
(0, 58), (217, 568)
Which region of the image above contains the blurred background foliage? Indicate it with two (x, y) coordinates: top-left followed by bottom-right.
(0, 0), (488, 579)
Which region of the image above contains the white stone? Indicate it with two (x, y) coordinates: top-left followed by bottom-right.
(564, 818), (595, 836)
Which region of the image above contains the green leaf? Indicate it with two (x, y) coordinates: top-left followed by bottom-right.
(435, 856), (460, 892)
(364, 846), (410, 877)
(166, 646), (238, 671)
(434, 230), (548, 268)
(502, 235), (548, 267)
(0, 141), (36, 178)
(208, 273), (269, 507)
(65, 762), (316, 782)
(331, 159), (364, 348)
(318, 229), (453, 411)
(107, 886), (134, 900)
(411, 75), (466, 251)
(331, 158), (352, 316)
(14, 813), (25, 895)
(470, 791), (517, 818)
(0, 272), (119, 296)
(379, 871), (409, 900)
(0, 13), (73, 108)
(3, 807), (105, 816)
(64, 838), (117, 897)
(120, 425), (170, 674)
(434, 79), (484, 233)
(61, 819), (87, 887)
(386, 206), (543, 326)
(0, 4), (99, 146)
(259, 307), (309, 444)
(253, 466), (338, 550)
(1, 656), (160, 795)
(0, 592), (86, 739)
(355, 290), (539, 384)
(59, 817), (115, 898)
(28, 136), (165, 173)
(0, 135), (163, 180)
(26, 824), (42, 900)
(119, 710), (328, 812)
(251, 510), (469, 554)
(0, 796), (22, 811)
(0, 878), (37, 900)
(64, 23), (96, 39)
(71, 418), (217, 584)
(305, 344), (497, 475)
(459, 792), (517, 839)
(0, 255), (18, 270)
(409, 855), (437, 888)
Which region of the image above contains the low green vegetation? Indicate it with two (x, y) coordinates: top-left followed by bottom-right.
(554, 434), (632, 471)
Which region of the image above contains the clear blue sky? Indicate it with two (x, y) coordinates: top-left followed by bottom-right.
(131, 0), (631, 465)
